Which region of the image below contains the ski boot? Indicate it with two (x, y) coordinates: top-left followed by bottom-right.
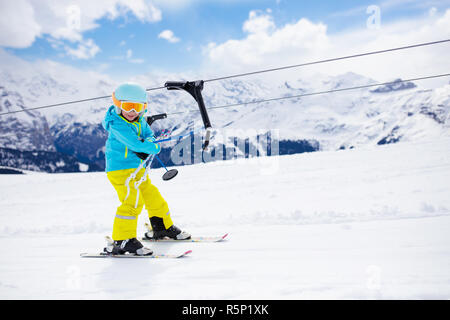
(144, 217), (191, 240)
(104, 237), (153, 256)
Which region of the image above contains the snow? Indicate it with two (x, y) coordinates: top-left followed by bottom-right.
(2, 56), (450, 156)
(78, 163), (89, 172)
(0, 138), (449, 299)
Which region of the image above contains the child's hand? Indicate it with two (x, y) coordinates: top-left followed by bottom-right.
(137, 137), (160, 155)
(135, 152), (149, 160)
(135, 143), (160, 158)
(149, 142), (161, 154)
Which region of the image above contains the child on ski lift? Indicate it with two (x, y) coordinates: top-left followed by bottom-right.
(102, 82), (190, 256)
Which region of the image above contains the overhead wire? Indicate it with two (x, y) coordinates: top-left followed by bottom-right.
(203, 39), (450, 83)
(0, 38), (449, 117)
(167, 73), (450, 116)
(0, 86), (166, 116)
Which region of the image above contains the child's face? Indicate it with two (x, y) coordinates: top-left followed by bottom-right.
(121, 110), (139, 122)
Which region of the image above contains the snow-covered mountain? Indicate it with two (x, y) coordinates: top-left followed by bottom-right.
(0, 84), (86, 172)
(0, 85), (54, 152)
(0, 64), (449, 172)
(0, 64), (116, 172)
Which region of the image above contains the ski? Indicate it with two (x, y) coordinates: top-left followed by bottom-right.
(80, 250), (192, 259)
(140, 233), (228, 243)
(141, 223), (229, 242)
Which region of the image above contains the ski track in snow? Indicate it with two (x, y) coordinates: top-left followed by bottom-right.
(0, 138), (449, 299)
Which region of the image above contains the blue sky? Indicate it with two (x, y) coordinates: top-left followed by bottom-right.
(1, 0), (450, 81)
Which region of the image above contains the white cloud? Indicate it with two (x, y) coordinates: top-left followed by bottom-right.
(429, 7), (437, 16)
(119, 0), (162, 22)
(0, 0), (41, 48)
(153, 0), (270, 9)
(204, 10), (329, 71)
(125, 49), (145, 63)
(202, 8), (450, 85)
(64, 38), (101, 60)
(110, 48), (145, 63)
(158, 30), (180, 43)
(0, 0), (162, 59)
(242, 10), (275, 34)
(331, 0), (450, 18)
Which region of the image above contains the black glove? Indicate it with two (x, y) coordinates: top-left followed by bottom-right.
(134, 137), (161, 159)
(135, 152), (149, 160)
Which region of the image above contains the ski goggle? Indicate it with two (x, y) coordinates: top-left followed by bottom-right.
(112, 93), (147, 113)
(120, 101), (147, 113)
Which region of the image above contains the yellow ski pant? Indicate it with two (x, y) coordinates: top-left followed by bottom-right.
(107, 168), (173, 240)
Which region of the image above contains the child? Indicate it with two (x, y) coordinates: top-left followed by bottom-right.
(102, 82), (190, 256)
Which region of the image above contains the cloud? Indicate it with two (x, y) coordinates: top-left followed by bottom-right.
(379, 0), (449, 11)
(46, 36), (100, 60)
(429, 7), (438, 16)
(119, 0), (162, 22)
(111, 48), (145, 63)
(0, 0), (41, 48)
(0, 47), (117, 104)
(242, 10), (275, 34)
(158, 30), (180, 43)
(202, 8), (450, 85)
(125, 49), (145, 63)
(0, 0), (162, 59)
(64, 38), (101, 60)
(204, 10), (329, 71)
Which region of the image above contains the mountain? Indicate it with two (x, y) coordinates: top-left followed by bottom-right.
(0, 85), (84, 172)
(0, 64), (449, 172)
(371, 78), (417, 93)
(0, 60), (116, 172)
(51, 119), (107, 171)
(0, 85), (54, 151)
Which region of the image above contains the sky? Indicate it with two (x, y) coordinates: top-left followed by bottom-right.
(0, 0), (449, 84)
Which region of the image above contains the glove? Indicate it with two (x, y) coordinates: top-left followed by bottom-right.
(148, 142), (161, 155)
(135, 138), (161, 159)
(135, 152), (149, 160)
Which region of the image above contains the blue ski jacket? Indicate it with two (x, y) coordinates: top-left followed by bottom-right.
(102, 105), (160, 172)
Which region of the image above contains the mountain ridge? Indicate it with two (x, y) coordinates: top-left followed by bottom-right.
(0, 67), (448, 172)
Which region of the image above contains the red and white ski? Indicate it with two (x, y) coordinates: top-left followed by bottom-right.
(140, 233), (228, 243)
(140, 223), (229, 243)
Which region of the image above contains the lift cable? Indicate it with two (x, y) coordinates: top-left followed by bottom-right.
(166, 73), (450, 116)
(0, 38), (449, 117)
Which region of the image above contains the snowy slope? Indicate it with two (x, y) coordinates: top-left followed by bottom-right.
(0, 137), (449, 299)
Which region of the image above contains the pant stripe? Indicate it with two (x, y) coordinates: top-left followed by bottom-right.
(115, 214), (136, 220)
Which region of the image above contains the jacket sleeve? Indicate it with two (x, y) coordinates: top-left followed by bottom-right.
(141, 121), (156, 141)
(109, 120), (160, 154)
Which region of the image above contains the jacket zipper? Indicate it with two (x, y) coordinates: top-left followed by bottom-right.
(124, 122), (142, 159)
